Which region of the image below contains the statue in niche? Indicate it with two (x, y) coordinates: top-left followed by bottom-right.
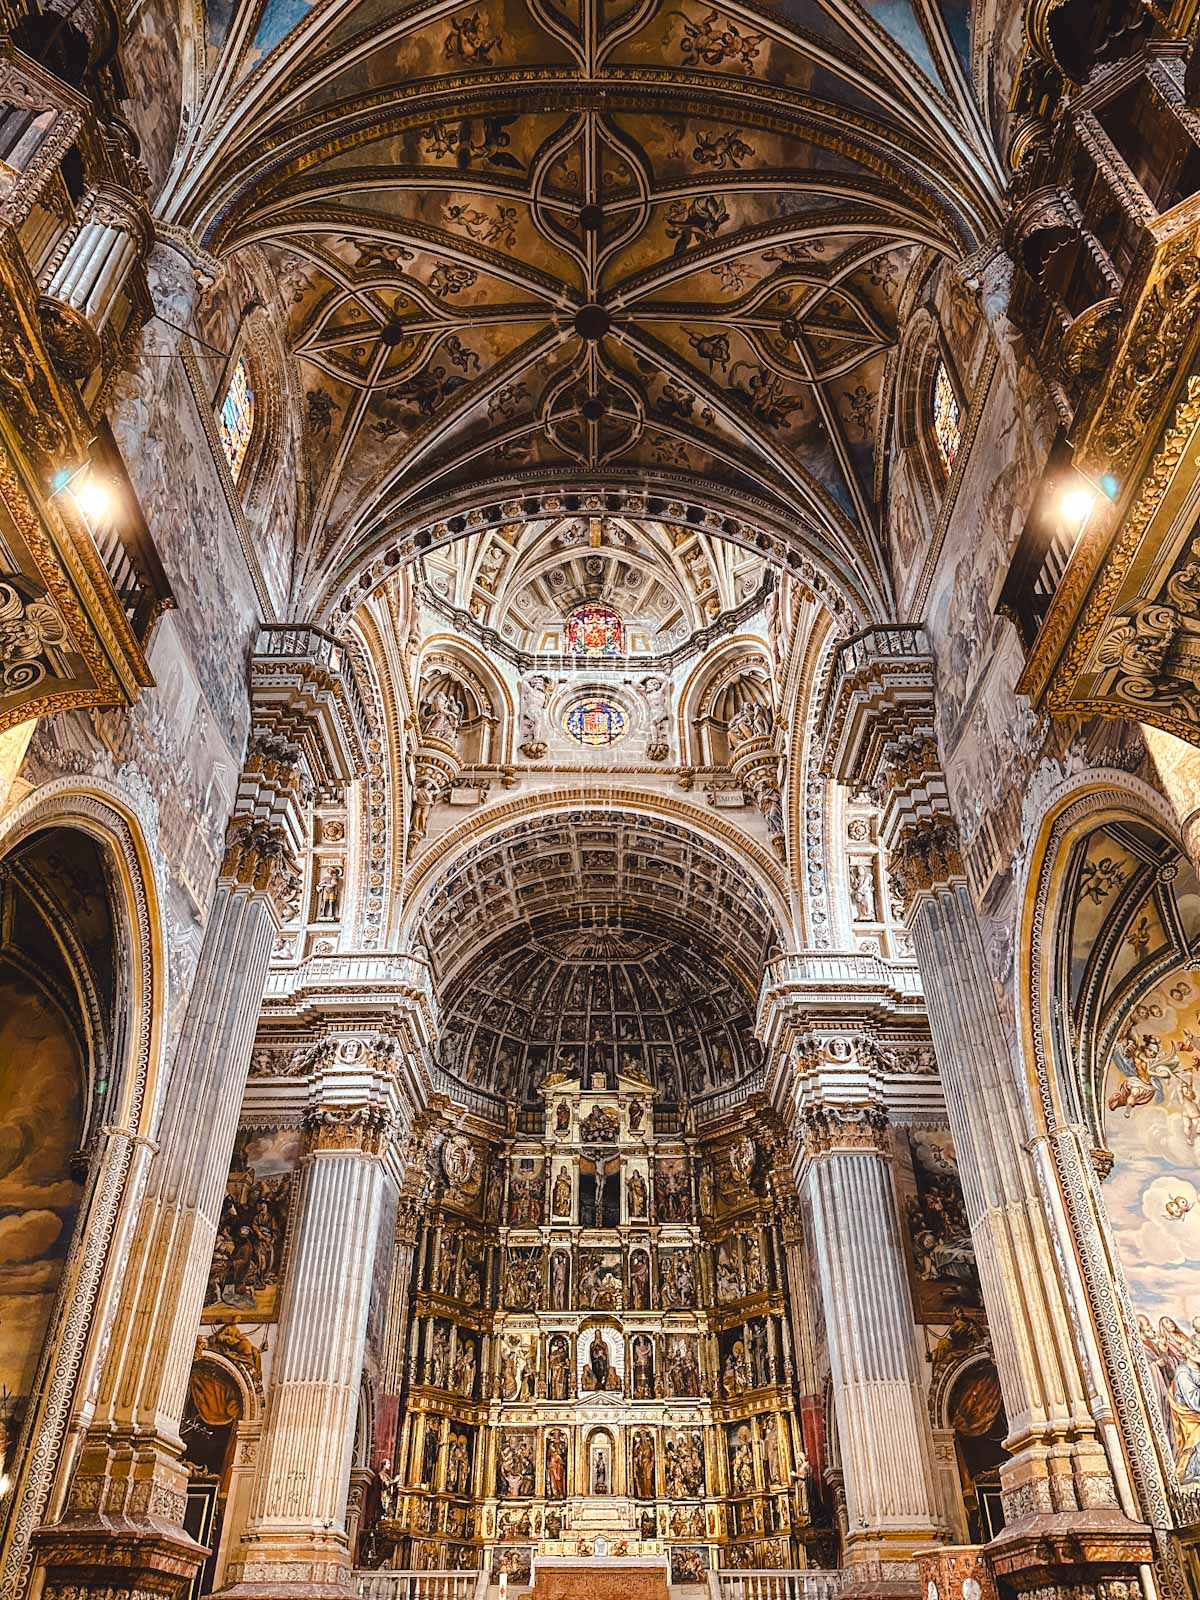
(315, 861), (342, 921)
(429, 1324), (451, 1388)
(729, 1134), (756, 1188)
(518, 673), (553, 759)
(546, 1429), (569, 1499)
(631, 1429), (656, 1499)
(421, 687), (461, 745)
(546, 1508), (563, 1540)
(640, 675), (672, 761)
(459, 1251), (482, 1306)
(628, 1097), (645, 1134)
(554, 1100), (571, 1135)
(583, 1327), (620, 1393)
(591, 1436), (610, 1495)
(409, 773), (437, 847)
(551, 1167), (572, 1218)
(794, 1448), (812, 1516)
(547, 1333), (571, 1400)
(628, 1247), (651, 1310)
(631, 1333), (655, 1399)
(744, 1235), (765, 1293)
(715, 1240), (742, 1303)
(640, 1510), (657, 1540)
(627, 1168), (648, 1219)
(435, 1234), (459, 1294)
(848, 860), (876, 922)
(377, 1458), (399, 1520)
(764, 1418), (783, 1488)
(549, 1249), (570, 1311)
(721, 1340), (748, 1398)
(447, 1433), (470, 1495)
(727, 701), (772, 747)
(730, 1428), (756, 1495)
(421, 1420), (441, 1485)
(452, 1336), (476, 1397)
(749, 1320), (770, 1387)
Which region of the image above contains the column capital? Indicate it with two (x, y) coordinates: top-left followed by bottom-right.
(303, 1101), (394, 1157)
(220, 815), (301, 912)
(798, 1099), (890, 1159)
(888, 811), (968, 917)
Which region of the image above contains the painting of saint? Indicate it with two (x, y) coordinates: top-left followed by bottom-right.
(631, 1429), (656, 1499)
(546, 1428), (569, 1498)
(508, 1159), (545, 1226)
(897, 1131), (980, 1320)
(665, 1427), (706, 1496)
(578, 1250), (622, 1311)
(503, 1247), (542, 1310)
(204, 1127), (301, 1320)
(654, 1156), (691, 1221)
(715, 1240), (743, 1304)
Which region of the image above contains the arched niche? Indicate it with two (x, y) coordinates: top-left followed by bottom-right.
(678, 641), (774, 770)
(416, 638), (510, 766)
(0, 782), (165, 1585)
(941, 1357), (1007, 1544)
(1019, 773), (1200, 1531)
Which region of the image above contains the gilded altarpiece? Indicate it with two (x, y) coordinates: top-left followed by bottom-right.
(380, 1082), (812, 1579)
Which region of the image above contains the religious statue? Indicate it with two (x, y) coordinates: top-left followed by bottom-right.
(421, 1420), (440, 1486)
(551, 1166), (572, 1218)
(518, 673), (553, 758)
(722, 1342), (748, 1398)
(429, 1324), (450, 1388)
(727, 700), (772, 747)
(584, 1327), (617, 1392)
(744, 1235), (765, 1293)
(628, 1247), (651, 1310)
(666, 1335), (700, 1397)
(409, 772), (438, 850)
(315, 861), (342, 921)
(660, 1249), (695, 1309)
(730, 1430), (756, 1494)
(421, 687), (461, 745)
(665, 1428), (705, 1497)
(500, 1332), (533, 1401)
(639, 674), (672, 761)
(447, 1433), (470, 1495)
(498, 1431), (535, 1497)
(632, 1332), (655, 1399)
(716, 1240), (742, 1303)
(546, 1429), (569, 1499)
(554, 1099), (571, 1135)
(628, 1097), (645, 1133)
(591, 1439), (610, 1495)
(452, 1336), (476, 1397)
(632, 1429), (656, 1499)
(764, 1418), (783, 1487)
(749, 1320), (770, 1387)
(549, 1249), (570, 1311)
(547, 1333), (571, 1400)
(377, 1457), (399, 1520)
(627, 1168), (648, 1219)
(729, 1134), (756, 1188)
(849, 860), (877, 922)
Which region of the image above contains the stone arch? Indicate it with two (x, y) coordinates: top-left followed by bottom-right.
(415, 634), (515, 766)
(0, 777), (167, 1597)
(1016, 762), (1188, 1546)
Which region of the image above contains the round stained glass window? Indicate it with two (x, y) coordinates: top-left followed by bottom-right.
(564, 698), (627, 747)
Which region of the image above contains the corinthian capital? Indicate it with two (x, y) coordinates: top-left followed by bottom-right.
(220, 815), (301, 915)
(798, 1100), (889, 1157)
(888, 812), (966, 915)
(304, 1103), (394, 1156)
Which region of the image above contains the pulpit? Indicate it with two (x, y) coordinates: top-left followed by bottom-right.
(530, 1550), (670, 1600)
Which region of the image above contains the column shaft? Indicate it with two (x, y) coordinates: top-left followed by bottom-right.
(224, 1108), (388, 1598)
(802, 1126), (943, 1559)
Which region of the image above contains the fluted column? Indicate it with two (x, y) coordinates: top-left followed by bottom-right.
(30, 803), (299, 1600)
(890, 813), (1156, 1586)
(223, 1100), (391, 1599)
(798, 1101), (944, 1562)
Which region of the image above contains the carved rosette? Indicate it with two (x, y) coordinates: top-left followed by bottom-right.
(887, 813), (965, 916)
(303, 1103), (394, 1157)
(798, 1101), (890, 1158)
(220, 816), (301, 915)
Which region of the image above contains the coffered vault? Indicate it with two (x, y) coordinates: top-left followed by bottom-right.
(140, 0), (1004, 619)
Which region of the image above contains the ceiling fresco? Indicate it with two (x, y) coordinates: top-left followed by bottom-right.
(151, 0), (1002, 611)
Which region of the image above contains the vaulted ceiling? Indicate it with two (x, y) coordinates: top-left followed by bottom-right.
(151, 0), (1004, 614)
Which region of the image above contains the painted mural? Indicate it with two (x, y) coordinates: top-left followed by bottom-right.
(1103, 973), (1200, 1484)
(895, 1130), (980, 1322)
(203, 1127), (302, 1321)
(0, 966), (85, 1448)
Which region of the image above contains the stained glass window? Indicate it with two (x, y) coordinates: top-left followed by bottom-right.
(932, 359), (961, 476)
(218, 358), (255, 483)
(565, 602), (623, 656)
(564, 698), (627, 747)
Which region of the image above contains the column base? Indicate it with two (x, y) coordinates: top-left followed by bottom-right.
(844, 1527), (944, 1563)
(217, 1531), (356, 1600)
(916, 1545), (998, 1600)
(986, 1508), (1154, 1598)
(32, 1517), (209, 1600)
